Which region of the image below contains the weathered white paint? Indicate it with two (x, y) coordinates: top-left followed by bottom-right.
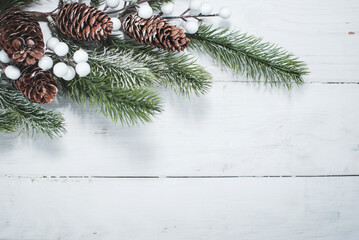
(1, 177), (359, 240)
(1, 0), (359, 239)
(1, 83), (359, 176)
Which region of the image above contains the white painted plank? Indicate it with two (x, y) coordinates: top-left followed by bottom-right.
(193, 0), (359, 83)
(25, 0), (359, 83)
(1, 83), (358, 176)
(1, 177), (358, 240)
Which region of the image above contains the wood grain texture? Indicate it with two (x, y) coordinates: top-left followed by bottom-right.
(1, 0), (359, 239)
(190, 0), (359, 83)
(1, 83), (359, 176)
(1, 177), (359, 240)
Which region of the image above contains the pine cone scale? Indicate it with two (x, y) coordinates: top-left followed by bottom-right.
(0, 8), (45, 66)
(55, 3), (113, 41)
(123, 14), (190, 52)
(16, 67), (58, 104)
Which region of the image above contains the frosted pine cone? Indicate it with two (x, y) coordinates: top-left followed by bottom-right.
(16, 67), (58, 104)
(123, 14), (190, 52)
(55, 3), (113, 41)
(0, 8), (45, 66)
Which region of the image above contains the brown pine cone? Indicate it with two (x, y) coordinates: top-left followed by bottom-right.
(123, 14), (190, 52)
(54, 3), (113, 41)
(0, 8), (45, 66)
(16, 67), (58, 104)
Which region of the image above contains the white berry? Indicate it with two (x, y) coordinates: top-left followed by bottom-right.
(76, 62), (91, 77)
(161, 3), (174, 15)
(138, 2), (150, 7)
(38, 56), (54, 71)
(46, 37), (60, 50)
(63, 66), (76, 81)
(111, 17), (121, 31)
(53, 62), (68, 78)
(0, 50), (11, 63)
(138, 5), (153, 19)
(54, 42), (69, 57)
(73, 49), (89, 63)
(4, 65), (21, 80)
(219, 7), (231, 19)
(189, 0), (202, 11)
(185, 21), (199, 34)
(106, 0), (120, 8)
(200, 2), (212, 15)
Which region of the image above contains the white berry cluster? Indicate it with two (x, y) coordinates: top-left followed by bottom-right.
(37, 37), (91, 81)
(105, 0), (127, 32)
(189, 0), (231, 19)
(105, 0), (231, 34)
(0, 49), (21, 80)
(160, 0), (232, 34)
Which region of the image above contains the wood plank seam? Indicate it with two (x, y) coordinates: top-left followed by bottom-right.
(212, 81), (359, 84)
(2, 174), (359, 179)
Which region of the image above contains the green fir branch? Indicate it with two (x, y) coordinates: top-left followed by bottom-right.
(0, 109), (18, 133)
(0, 0), (38, 12)
(52, 21), (156, 89)
(0, 86), (66, 138)
(51, 22), (162, 125)
(108, 38), (212, 96)
(91, 0), (104, 7)
(88, 47), (157, 89)
(148, 0), (174, 11)
(188, 24), (309, 88)
(58, 76), (162, 126)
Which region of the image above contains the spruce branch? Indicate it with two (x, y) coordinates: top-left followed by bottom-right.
(0, 86), (66, 138)
(91, 0), (104, 7)
(147, 0), (174, 11)
(188, 25), (309, 88)
(58, 76), (162, 126)
(0, 109), (18, 133)
(108, 38), (212, 96)
(50, 22), (162, 125)
(88, 47), (157, 89)
(0, 0), (38, 12)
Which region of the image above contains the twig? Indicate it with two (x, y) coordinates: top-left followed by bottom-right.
(24, 11), (57, 20)
(180, 8), (190, 17)
(163, 14), (219, 20)
(46, 52), (76, 67)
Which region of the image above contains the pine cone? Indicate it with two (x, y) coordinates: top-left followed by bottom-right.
(55, 3), (113, 41)
(123, 14), (190, 52)
(16, 67), (58, 104)
(0, 8), (45, 66)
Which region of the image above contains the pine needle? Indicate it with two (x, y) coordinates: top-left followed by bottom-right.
(50, 23), (162, 125)
(188, 24), (309, 88)
(109, 38), (212, 96)
(147, 0), (174, 11)
(0, 86), (66, 138)
(58, 76), (162, 126)
(0, 0), (38, 12)
(89, 47), (157, 89)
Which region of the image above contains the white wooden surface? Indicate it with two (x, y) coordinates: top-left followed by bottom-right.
(1, 0), (359, 239)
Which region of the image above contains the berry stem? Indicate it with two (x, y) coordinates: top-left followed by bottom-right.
(46, 52), (76, 67)
(0, 63), (5, 72)
(180, 8), (190, 17)
(162, 14), (219, 20)
(24, 11), (57, 20)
